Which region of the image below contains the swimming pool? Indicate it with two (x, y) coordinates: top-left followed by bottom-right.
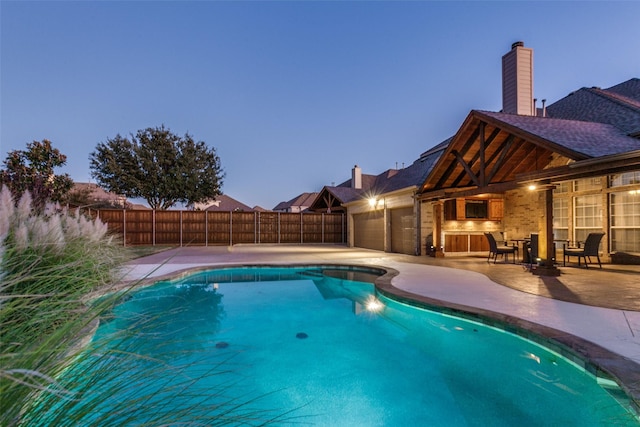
(34, 266), (639, 425)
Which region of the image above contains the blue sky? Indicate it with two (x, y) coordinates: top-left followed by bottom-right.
(2, 1), (639, 210)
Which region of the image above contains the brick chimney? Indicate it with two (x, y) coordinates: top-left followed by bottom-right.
(502, 41), (534, 116)
(352, 165), (362, 189)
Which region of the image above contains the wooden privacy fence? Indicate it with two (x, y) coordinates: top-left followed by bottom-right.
(92, 209), (347, 246)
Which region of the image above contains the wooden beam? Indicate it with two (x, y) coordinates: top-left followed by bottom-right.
(452, 149), (480, 186)
(433, 127), (480, 189)
(451, 126), (501, 188)
(517, 153), (640, 183)
(419, 181), (519, 201)
(479, 122), (486, 187)
(486, 134), (516, 182)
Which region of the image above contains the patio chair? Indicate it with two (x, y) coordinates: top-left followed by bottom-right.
(484, 232), (518, 264)
(563, 232), (605, 269)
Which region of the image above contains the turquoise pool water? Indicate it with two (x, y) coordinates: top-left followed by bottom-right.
(39, 266), (638, 426)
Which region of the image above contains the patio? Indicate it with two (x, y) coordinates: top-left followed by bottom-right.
(123, 244), (640, 410)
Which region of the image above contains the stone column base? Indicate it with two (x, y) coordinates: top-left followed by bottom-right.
(531, 265), (561, 276)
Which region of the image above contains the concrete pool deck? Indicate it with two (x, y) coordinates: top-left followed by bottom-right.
(123, 244), (640, 409)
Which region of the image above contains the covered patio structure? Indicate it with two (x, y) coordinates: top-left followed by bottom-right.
(418, 109), (640, 272)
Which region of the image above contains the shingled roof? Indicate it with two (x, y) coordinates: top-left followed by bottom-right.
(333, 143), (449, 205)
(334, 173), (378, 190)
(273, 192), (318, 212)
(546, 78), (640, 136)
(202, 194), (254, 212)
(479, 110), (640, 158)
(307, 143), (448, 212)
(367, 142), (448, 196)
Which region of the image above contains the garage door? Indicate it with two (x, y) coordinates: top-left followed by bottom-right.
(390, 207), (415, 255)
(353, 211), (384, 251)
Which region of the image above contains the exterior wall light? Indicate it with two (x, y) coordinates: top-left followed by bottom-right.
(528, 184), (537, 191)
(368, 197), (377, 207)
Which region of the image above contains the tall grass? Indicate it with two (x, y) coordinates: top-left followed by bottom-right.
(0, 186), (128, 425)
(0, 186), (296, 426)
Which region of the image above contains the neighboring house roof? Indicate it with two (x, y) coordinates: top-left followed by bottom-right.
(71, 182), (127, 207)
(201, 194), (254, 212)
(273, 192), (318, 211)
(546, 78), (640, 136)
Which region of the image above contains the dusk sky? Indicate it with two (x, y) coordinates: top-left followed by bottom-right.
(2, 1), (639, 210)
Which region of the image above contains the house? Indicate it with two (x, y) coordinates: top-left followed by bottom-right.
(69, 182), (129, 209)
(191, 194), (255, 212)
(273, 192), (318, 213)
(337, 147), (447, 255)
(415, 42), (640, 269)
(308, 165), (379, 214)
(277, 42), (639, 265)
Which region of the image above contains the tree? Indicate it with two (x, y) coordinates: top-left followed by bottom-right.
(89, 126), (224, 210)
(0, 139), (74, 210)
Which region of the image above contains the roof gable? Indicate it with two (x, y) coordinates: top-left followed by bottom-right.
(273, 192), (319, 211)
(421, 108), (640, 197)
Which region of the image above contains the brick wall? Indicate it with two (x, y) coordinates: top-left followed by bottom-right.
(503, 188), (543, 240)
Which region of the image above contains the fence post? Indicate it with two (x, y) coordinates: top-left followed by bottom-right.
(342, 213), (346, 244)
(322, 213), (325, 243)
(180, 211), (183, 247)
(278, 212), (281, 244)
(205, 211), (208, 247)
(300, 212), (303, 243)
(229, 212), (233, 246)
(257, 211), (260, 244)
(122, 209), (126, 247)
(254, 211), (257, 244)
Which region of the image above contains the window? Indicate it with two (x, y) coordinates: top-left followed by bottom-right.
(553, 198), (568, 241)
(553, 181), (569, 195)
(573, 194), (602, 244)
(573, 178), (602, 192)
(610, 172), (640, 187)
(610, 191), (640, 253)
